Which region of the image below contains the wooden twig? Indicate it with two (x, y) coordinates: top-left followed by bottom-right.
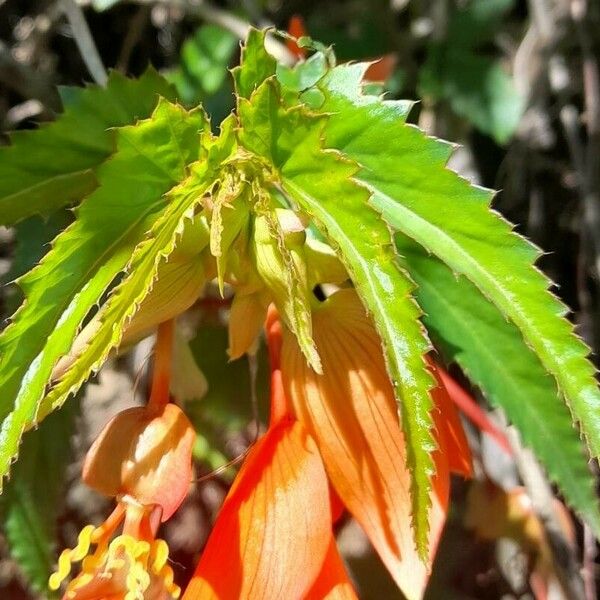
(525, 0), (600, 353)
(76, 0), (295, 65)
(116, 5), (150, 73)
(582, 524), (598, 600)
(62, 0), (108, 85)
(571, 0), (600, 281)
(0, 40), (61, 112)
(506, 426), (586, 600)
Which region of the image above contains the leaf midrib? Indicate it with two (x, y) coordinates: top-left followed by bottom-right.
(0, 169), (94, 206)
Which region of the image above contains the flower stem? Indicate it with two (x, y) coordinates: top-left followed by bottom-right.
(148, 320), (174, 412)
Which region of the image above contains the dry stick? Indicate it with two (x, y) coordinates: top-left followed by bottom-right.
(62, 0), (108, 85)
(418, 0), (449, 134)
(582, 524), (598, 600)
(116, 5), (151, 73)
(76, 0), (295, 65)
(0, 41), (61, 112)
(506, 426), (586, 600)
(571, 0), (600, 282)
(530, 0), (600, 297)
(563, 20), (600, 593)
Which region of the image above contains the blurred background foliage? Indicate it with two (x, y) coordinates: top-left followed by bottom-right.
(0, 0), (599, 598)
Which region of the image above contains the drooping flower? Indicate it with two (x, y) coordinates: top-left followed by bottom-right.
(50, 321), (195, 600)
(279, 288), (473, 600)
(49, 500), (180, 600)
(182, 316), (357, 600)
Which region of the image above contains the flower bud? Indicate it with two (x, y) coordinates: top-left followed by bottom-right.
(83, 404), (195, 521)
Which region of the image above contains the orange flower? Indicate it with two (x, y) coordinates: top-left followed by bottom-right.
(182, 319), (357, 600)
(50, 321), (195, 600)
(286, 15), (308, 59)
(279, 289), (472, 600)
(184, 291), (471, 599)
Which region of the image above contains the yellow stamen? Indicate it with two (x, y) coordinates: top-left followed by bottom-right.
(48, 525), (95, 590)
(151, 539), (170, 572)
(50, 526), (179, 599)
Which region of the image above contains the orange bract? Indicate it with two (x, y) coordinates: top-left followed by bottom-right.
(286, 15), (308, 59)
(280, 289), (471, 600)
(83, 403), (195, 522)
(51, 322), (190, 599)
(182, 410), (332, 599)
(305, 537), (358, 600)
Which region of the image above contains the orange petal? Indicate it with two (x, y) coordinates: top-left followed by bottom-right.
(281, 289), (449, 600)
(83, 404), (195, 521)
(287, 15), (307, 59)
(428, 360), (473, 478)
(182, 417), (331, 599)
(364, 54), (397, 83)
(329, 485), (346, 524)
(305, 537), (358, 600)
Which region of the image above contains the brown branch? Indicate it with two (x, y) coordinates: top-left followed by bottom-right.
(0, 40), (61, 112)
(571, 0), (600, 281)
(116, 5), (151, 73)
(583, 524), (598, 600)
(62, 0), (108, 85)
(76, 0), (295, 65)
(506, 427), (586, 600)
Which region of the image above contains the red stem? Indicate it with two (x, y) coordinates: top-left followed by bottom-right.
(436, 367), (512, 455)
(147, 320), (175, 412)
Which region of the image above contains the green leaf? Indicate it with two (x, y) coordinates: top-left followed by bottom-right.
(252, 207), (321, 372)
(1, 400), (78, 595)
(398, 237), (600, 538)
(419, 0), (523, 143)
(168, 24), (237, 106)
(315, 63), (600, 461)
(2, 211), (72, 315)
(232, 28), (276, 101)
(0, 68), (177, 226)
(238, 78), (436, 556)
(445, 0), (515, 47)
(420, 47), (523, 144)
(0, 99), (207, 487)
(276, 51), (328, 92)
(39, 165), (215, 420)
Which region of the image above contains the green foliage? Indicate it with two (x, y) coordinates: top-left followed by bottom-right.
(0, 99), (208, 487)
(0, 69), (176, 226)
(1, 28), (600, 578)
(312, 62), (600, 463)
(419, 0), (523, 143)
(1, 401), (77, 596)
(38, 164), (214, 421)
(168, 24), (237, 121)
(276, 52), (329, 92)
(237, 77), (437, 554)
(2, 212), (72, 315)
(232, 28), (277, 100)
(399, 238), (600, 537)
